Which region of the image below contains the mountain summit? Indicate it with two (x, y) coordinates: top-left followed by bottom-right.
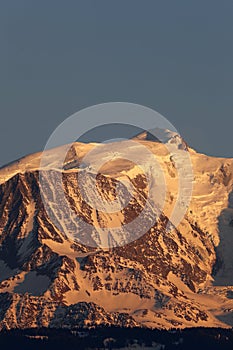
(0, 131), (233, 329)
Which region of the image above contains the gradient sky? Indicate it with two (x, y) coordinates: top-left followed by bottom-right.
(1, 0), (233, 166)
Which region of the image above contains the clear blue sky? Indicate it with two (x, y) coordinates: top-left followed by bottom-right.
(1, 0), (233, 166)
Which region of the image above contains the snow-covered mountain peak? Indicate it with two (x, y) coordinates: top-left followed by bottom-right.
(0, 133), (233, 329)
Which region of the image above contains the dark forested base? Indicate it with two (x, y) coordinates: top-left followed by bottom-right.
(0, 327), (232, 349)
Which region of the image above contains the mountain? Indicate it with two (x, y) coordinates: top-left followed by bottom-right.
(0, 131), (233, 330)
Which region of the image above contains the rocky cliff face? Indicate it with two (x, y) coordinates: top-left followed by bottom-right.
(0, 134), (233, 330)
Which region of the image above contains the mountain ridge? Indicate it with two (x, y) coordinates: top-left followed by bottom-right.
(0, 131), (233, 329)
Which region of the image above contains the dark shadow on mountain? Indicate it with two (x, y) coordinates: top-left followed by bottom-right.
(0, 230), (57, 296)
(213, 190), (233, 286)
(13, 271), (51, 296)
(0, 293), (13, 322)
(217, 311), (233, 327)
(0, 231), (39, 270)
(0, 260), (17, 283)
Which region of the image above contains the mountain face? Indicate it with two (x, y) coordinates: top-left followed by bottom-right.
(0, 133), (233, 330)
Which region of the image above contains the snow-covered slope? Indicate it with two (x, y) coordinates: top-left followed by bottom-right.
(0, 132), (233, 330)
